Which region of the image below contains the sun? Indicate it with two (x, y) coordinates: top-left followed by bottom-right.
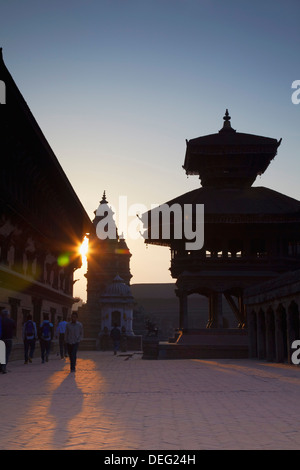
(79, 235), (89, 263)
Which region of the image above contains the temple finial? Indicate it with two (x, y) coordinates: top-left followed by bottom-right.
(223, 109), (231, 127)
(100, 190), (108, 204)
(223, 109), (231, 122)
(220, 109), (234, 132)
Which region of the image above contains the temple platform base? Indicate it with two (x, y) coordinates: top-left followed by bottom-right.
(80, 335), (143, 352)
(143, 329), (248, 360)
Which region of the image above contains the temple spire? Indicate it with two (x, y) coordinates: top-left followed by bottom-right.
(100, 190), (108, 204)
(220, 109), (234, 132)
(223, 109), (231, 124)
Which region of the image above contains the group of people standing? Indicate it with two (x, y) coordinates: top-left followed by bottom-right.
(0, 310), (83, 374)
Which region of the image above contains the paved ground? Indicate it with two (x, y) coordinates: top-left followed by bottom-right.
(1, 350), (300, 450)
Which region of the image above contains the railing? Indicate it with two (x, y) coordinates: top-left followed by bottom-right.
(170, 254), (300, 274)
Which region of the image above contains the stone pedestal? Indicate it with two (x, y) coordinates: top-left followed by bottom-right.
(142, 337), (159, 360)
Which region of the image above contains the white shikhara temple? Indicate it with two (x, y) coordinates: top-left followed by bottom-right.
(100, 274), (135, 336)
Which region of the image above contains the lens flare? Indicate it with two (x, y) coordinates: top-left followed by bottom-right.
(114, 248), (130, 255)
(57, 253), (70, 267)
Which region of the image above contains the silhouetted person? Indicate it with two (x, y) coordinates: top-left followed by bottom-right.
(56, 317), (68, 359)
(39, 313), (54, 363)
(22, 313), (37, 364)
(120, 326), (127, 352)
(65, 312), (83, 372)
(110, 323), (121, 355)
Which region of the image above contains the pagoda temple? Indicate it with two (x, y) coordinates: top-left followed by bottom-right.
(142, 110), (300, 358)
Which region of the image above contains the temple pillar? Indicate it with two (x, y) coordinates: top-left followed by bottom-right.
(275, 310), (285, 363)
(207, 294), (213, 328)
(287, 301), (300, 364)
(178, 292), (188, 330)
(239, 295), (247, 328)
(208, 292), (223, 328)
(248, 310), (258, 358)
(257, 310), (266, 359)
(266, 310), (276, 362)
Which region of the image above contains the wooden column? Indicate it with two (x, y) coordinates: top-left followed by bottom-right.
(179, 292), (188, 330)
(257, 310), (266, 359)
(207, 293), (213, 328)
(287, 301), (300, 364)
(275, 311), (285, 363)
(266, 310), (276, 362)
(248, 310), (258, 358)
(209, 292), (223, 328)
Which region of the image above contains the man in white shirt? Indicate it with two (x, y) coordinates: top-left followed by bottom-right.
(65, 312), (83, 372)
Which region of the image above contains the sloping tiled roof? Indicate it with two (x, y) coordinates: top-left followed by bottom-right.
(163, 186), (300, 215)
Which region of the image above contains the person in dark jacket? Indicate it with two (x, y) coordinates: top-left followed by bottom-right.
(0, 309), (16, 373)
(22, 313), (37, 364)
(110, 323), (121, 355)
(39, 313), (54, 363)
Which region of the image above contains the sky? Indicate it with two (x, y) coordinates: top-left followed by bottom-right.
(1, 0), (300, 301)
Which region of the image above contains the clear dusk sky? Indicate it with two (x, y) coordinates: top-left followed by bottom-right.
(1, 0), (300, 301)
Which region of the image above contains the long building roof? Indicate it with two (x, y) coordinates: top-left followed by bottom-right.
(0, 48), (92, 245)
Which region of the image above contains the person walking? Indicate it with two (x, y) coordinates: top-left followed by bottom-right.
(39, 313), (54, 363)
(110, 323), (121, 355)
(0, 309), (16, 373)
(120, 326), (127, 352)
(64, 312), (83, 372)
(22, 314), (37, 364)
(56, 317), (68, 359)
